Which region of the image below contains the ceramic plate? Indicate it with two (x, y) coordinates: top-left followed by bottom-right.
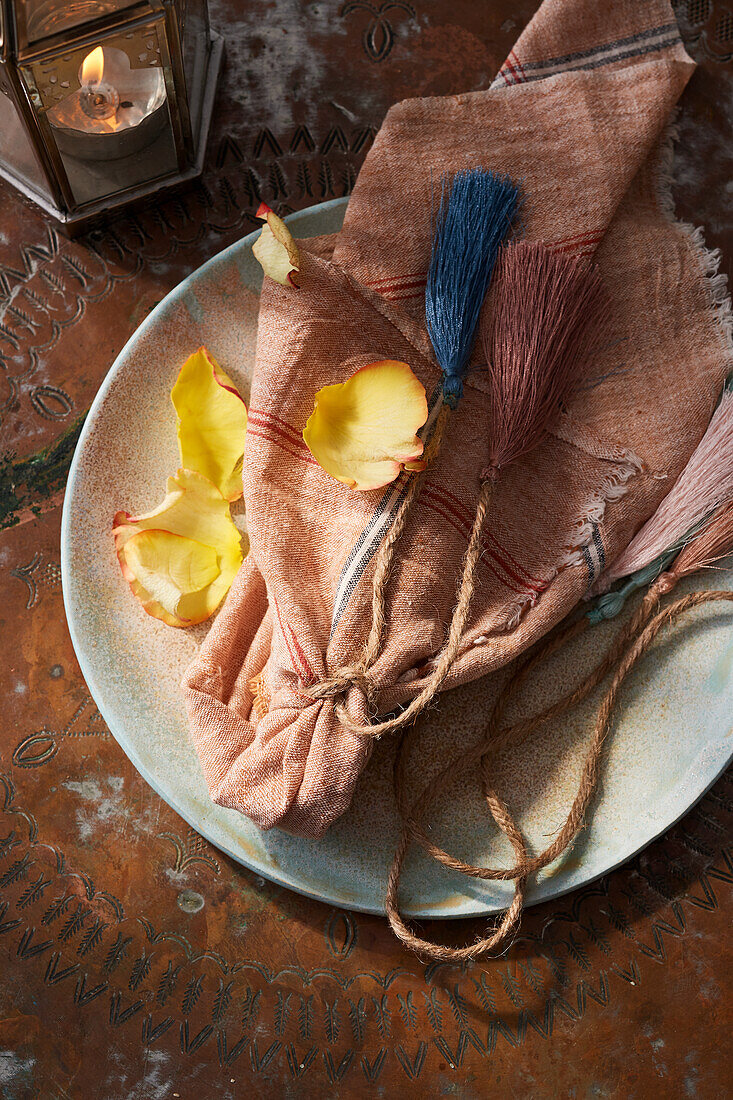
(61, 198), (733, 918)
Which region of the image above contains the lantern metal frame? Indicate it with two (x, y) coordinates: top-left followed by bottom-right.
(0, 0), (223, 234)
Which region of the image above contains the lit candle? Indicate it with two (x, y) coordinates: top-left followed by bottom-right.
(79, 47), (120, 123)
(47, 45), (167, 162)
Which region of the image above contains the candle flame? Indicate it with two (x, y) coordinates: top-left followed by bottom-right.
(81, 46), (105, 87)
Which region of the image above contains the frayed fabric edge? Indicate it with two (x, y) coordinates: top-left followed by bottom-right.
(656, 114), (733, 374)
(557, 453), (644, 570)
(557, 119), (733, 581)
(566, 119), (733, 597)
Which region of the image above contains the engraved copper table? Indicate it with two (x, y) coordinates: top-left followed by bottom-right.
(1, 2), (732, 1096)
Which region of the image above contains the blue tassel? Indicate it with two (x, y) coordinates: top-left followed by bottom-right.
(425, 168), (520, 408)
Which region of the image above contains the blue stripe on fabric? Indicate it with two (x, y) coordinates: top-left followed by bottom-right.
(515, 22), (679, 73)
(503, 35), (681, 86)
(581, 544), (596, 584)
(329, 383), (443, 638)
(591, 521), (606, 572)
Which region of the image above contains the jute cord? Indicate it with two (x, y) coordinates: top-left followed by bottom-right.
(400, 577), (668, 881)
(305, 402), (450, 709)
(306, 402), (499, 741)
(384, 586), (733, 960)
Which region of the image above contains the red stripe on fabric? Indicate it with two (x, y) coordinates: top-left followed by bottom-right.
(420, 490), (533, 594)
(556, 246), (598, 260)
(422, 486), (478, 532)
(248, 411), (308, 449)
(246, 427), (319, 466)
(419, 498), (527, 596)
(549, 234), (603, 254)
(284, 619), (316, 684)
(429, 484), (543, 585)
(272, 596), (308, 681)
(553, 228), (603, 247)
(504, 52), (523, 83)
(383, 289), (426, 301)
(502, 55), (517, 80)
(421, 487), (540, 594)
(510, 49), (527, 79)
(248, 418), (311, 455)
(249, 407), (303, 433)
(426, 483), (544, 586)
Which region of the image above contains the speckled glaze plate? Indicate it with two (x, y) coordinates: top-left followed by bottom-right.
(61, 198), (733, 918)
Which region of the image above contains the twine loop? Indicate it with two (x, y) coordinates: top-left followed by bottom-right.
(302, 668), (367, 702)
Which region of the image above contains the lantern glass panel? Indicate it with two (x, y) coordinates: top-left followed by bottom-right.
(15, 1), (146, 50)
(0, 88), (53, 197)
(178, 0), (210, 140)
(20, 21), (178, 207)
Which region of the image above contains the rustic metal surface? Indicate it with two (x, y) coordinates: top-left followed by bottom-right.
(0, 1), (732, 1096)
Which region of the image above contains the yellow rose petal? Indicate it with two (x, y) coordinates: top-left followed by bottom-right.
(124, 530), (220, 620)
(113, 468), (245, 627)
(252, 202), (300, 287)
(171, 347), (248, 502)
(302, 360), (428, 491)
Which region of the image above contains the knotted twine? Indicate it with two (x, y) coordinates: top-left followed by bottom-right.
(305, 172), (526, 721)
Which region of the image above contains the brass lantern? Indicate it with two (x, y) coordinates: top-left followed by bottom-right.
(0, 1), (223, 233)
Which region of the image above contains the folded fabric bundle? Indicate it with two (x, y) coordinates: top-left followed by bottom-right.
(184, 0), (731, 840)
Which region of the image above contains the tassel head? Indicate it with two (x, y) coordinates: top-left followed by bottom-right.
(481, 240), (607, 473)
(425, 168), (520, 408)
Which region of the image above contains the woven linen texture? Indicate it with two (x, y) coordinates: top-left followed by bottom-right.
(184, 0), (732, 837)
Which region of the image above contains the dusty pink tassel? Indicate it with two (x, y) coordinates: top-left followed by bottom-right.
(591, 385), (733, 594)
(481, 240), (607, 477)
(660, 499), (733, 587)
